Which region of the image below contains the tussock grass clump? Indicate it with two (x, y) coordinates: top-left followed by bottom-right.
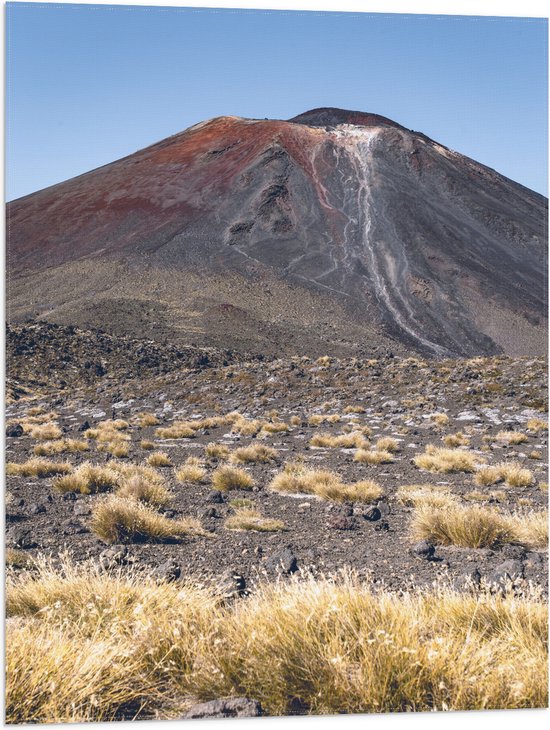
(140, 440), (156, 450)
(212, 465), (254, 491)
(28, 422), (63, 440)
(116, 471), (172, 508)
(155, 422), (197, 439)
(412, 503), (548, 550)
(53, 462), (120, 494)
(103, 441), (131, 458)
(526, 418), (548, 433)
(33, 439), (89, 456)
(7, 458), (72, 478)
(430, 413), (450, 427)
(225, 508), (286, 532)
(175, 457), (207, 483)
(474, 462), (534, 488)
(396, 484), (457, 509)
(343, 405), (366, 414)
(5, 562), (547, 722)
(374, 437), (400, 452)
(262, 421), (290, 434)
(5, 549), (35, 570)
(411, 503), (514, 548)
(308, 414), (341, 426)
(495, 430), (528, 445)
(205, 442), (230, 460)
(91, 497), (206, 543)
(270, 465), (381, 503)
(230, 444), (278, 464)
(353, 448), (394, 465)
(443, 432), (470, 447)
(136, 412), (160, 427)
(147, 451), (172, 467)
(231, 417), (262, 436)
(414, 445), (483, 473)
(310, 432), (368, 449)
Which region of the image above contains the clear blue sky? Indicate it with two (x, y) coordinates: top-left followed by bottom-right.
(6, 2), (548, 200)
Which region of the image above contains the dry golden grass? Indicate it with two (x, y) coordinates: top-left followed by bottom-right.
(225, 508), (286, 532)
(5, 561), (547, 722)
(211, 465), (254, 491)
(28, 422), (63, 440)
(261, 421), (290, 434)
(310, 432), (368, 449)
(147, 451), (172, 467)
(353, 448), (394, 464)
(116, 471), (172, 508)
(136, 412), (160, 427)
(33, 439), (89, 456)
(90, 497), (206, 543)
(103, 441), (131, 458)
(443, 432), (470, 447)
(230, 444), (278, 463)
(430, 413), (450, 427)
(529, 450), (543, 460)
(289, 415), (302, 426)
(343, 405), (366, 414)
(308, 414), (341, 426)
(526, 418), (548, 433)
(231, 417), (262, 436)
(6, 458), (72, 478)
(414, 445), (483, 473)
(474, 462), (534, 488)
(495, 430), (528, 445)
(5, 549), (35, 570)
(463, 490), (490, 502)
(270, 464), (382, 503)
(412, 503), (548, 550)
(155, 422), (197, 439)
(140, 440), (156, 450)
(374, 436), (400, 452)
(53, 462), (120, 494)
(396, 484), (457, 509)
(175, 458), (207, 483)
(205, 442), (230, 460)
(540, 482), (548, 492)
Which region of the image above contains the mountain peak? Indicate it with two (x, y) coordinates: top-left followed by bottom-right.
(288, 107), (406, 130)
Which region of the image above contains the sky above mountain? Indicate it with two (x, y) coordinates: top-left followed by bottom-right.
(6, 2), (548, 200)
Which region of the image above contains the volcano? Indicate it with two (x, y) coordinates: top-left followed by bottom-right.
(6, 107), (547, 358)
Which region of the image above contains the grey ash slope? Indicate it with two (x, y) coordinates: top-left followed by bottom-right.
(7, 107), (547, 358)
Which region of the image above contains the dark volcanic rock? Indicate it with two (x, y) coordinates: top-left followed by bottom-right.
(184, 697), (263, 719)
(411, 541), (436, 560)
(6, 422), (24, 437)
(266, 547), (298, 575)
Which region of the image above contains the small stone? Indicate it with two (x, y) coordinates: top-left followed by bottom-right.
(326, 514), (356, 530)
(363, 506), (381, 522)
(73, 502), (91, 516)
(62, 491), (77, 501)
(184, 697), (262, 719)
(6, 423), (24, 437)
(153, 560), (181, 583)
(454, 568), (482, 592)
(374, 520), (390, 532)
(9, 527), (37, 549)
(411, 540), (436, 560)
(207, 490), (225, 504)
(266, 547), (298, 575)
(28, 502), (46, 515)
(78, 420), (91, 432)
(376, 501), (391, 518)
(162, 509), (176, 519)
(218, 569), (247, 599)
(99, 545), (128, 569)
(202, 507), (218, 519)
(489, 559), (523, 587)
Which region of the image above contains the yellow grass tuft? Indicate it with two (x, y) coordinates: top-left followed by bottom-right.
(136, 412), (160, 427)
(175, 458), (207, 483)
(225, 508), (286, 532)
(147, 451), (172, 467)
(6, 562), (546, 722)
(474, 462), (534, 488)
(205, 442), (230, 460)
(414, 445), (483, 473)
(231, 417), (262, 436)
(140, 440), (155, 450)
(90, 497), (206, 543)
(53, 462), (120, 494)
(430, 413), (450, 427)
(6, 458), (72, 478)
(115, 469), (172, 508)
(28, 422), (63, 440)
(396, 484), (457, 509)
(310, 431), (368, 449)
(212, 465), (254, 491)
(270, 464), (381, 503)
(262, 421), (290, 434)
(374, 436), (400, 452)
(443, 432), (470, 447)
(230, 444), (278, 463)
(33, 439), (89, 456)
(495, 430), (528, 445)
(353, 448), (394, 465)
(155, 422), (197, 439)
(526, 418), (548, 433)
